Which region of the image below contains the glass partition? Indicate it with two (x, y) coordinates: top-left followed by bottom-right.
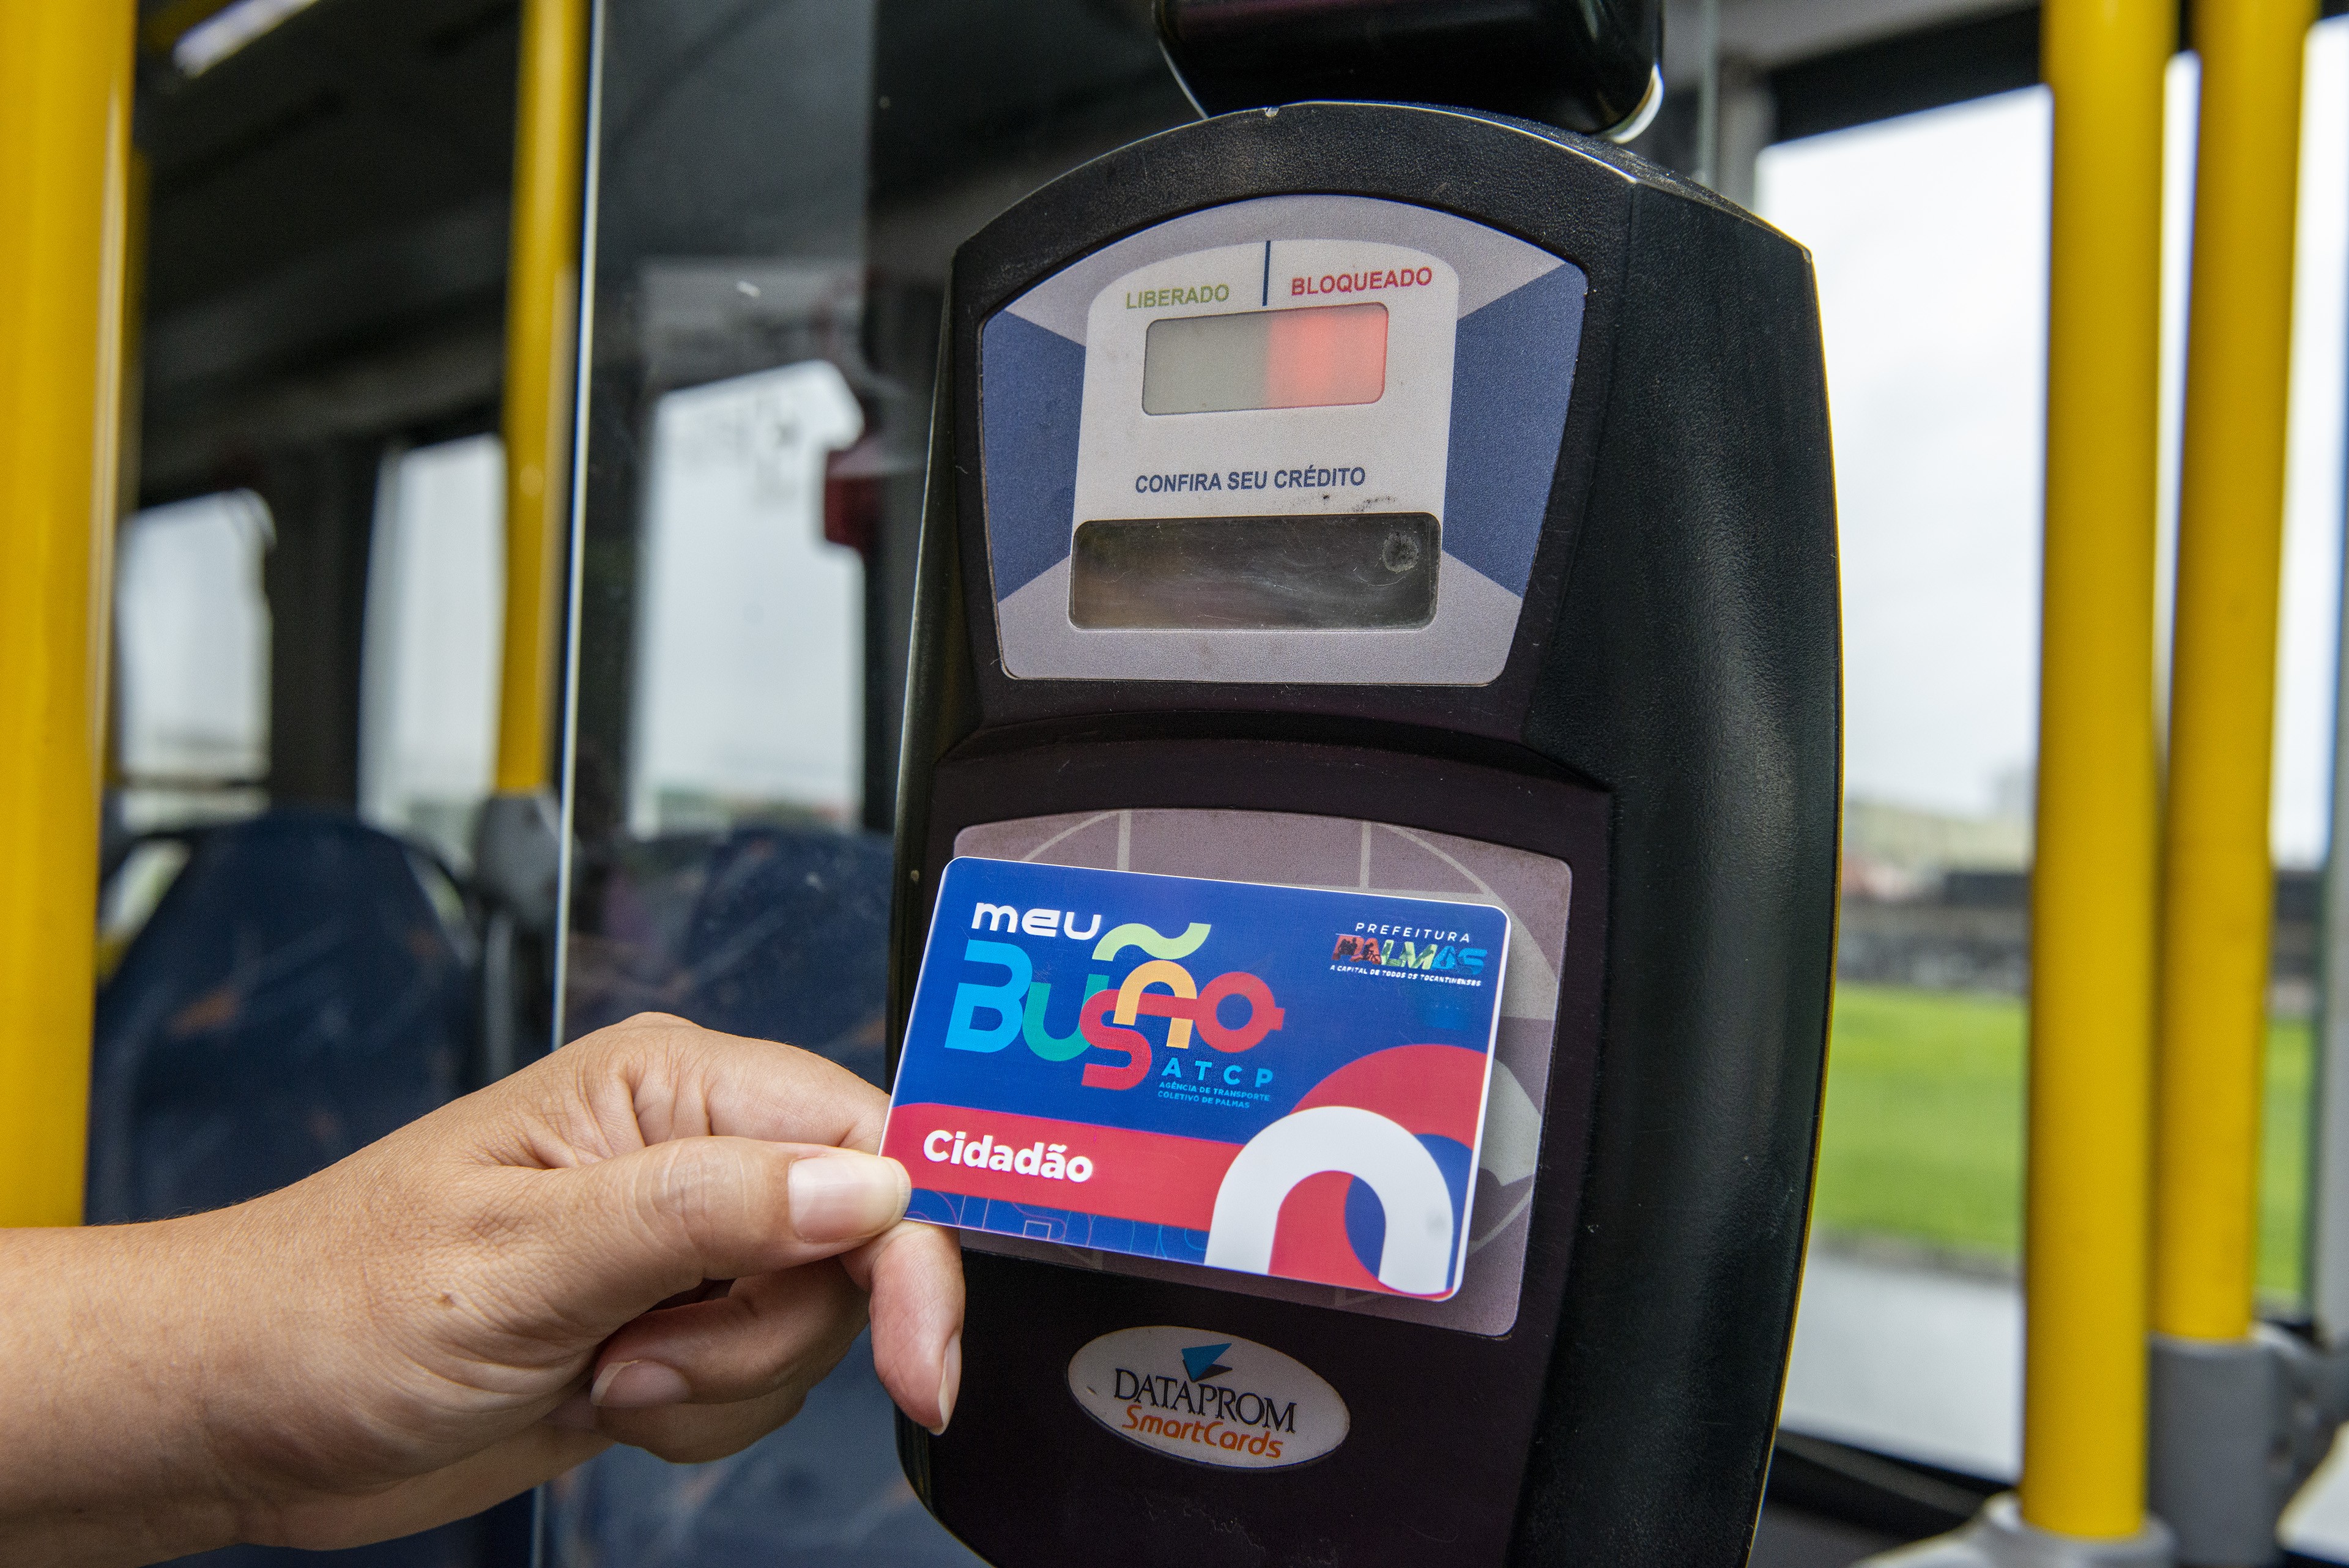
(549, 1), (1192, 1559)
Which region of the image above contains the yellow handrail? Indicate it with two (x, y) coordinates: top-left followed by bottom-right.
(0, 0), (138, 1228)
(2153, 0), (2312, 1343)
(2021, 0), (2169, 1538)
(494, 0), (590, 796)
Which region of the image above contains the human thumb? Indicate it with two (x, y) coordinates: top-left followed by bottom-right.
(527, 1139), (911, 1331)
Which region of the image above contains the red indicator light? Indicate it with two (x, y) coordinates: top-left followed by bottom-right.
(1264, 303), (1387, 410)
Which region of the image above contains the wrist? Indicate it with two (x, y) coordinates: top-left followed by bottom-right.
(0, 1216), (248, 1563)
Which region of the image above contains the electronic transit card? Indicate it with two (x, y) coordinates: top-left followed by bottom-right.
(882, 856), (1510, 1299)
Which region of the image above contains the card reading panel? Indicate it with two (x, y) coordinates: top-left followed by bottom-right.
(915, 809), (1573, 1339)
(883, 857), (1508, 1303)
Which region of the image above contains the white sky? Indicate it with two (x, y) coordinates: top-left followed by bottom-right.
(1759, 19), (2349, 866)
(628, 359), (866, 833)
(358, 434), (506, 859)
(116, 491), (272, 782)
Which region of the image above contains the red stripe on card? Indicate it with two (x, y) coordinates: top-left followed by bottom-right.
(882, 1103), (1244, 1232)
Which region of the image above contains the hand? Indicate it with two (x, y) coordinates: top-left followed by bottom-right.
(0, 1013), (963, 1566)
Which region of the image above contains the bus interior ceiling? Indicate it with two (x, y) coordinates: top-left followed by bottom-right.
(102, 1), (2347, 1566)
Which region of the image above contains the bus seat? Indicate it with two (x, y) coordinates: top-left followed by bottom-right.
(566, 823), (893, 1079)
(86, 808), (470, 1224)
(670, 824), (894, 1083)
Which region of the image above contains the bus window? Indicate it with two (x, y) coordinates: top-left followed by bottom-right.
(114, 490), (273, 832)
(358, 434), (506, 871)
(547, 3), (1189, 1559)
(1765, 26), (2348, 1533)
(628, 359), (864, 836)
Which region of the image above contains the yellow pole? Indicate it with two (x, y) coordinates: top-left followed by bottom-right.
(495, 0), (590, 794)
(2021, 0), (2169, 1538)
(0, 0), (136, 1228)
(2153, 0), (2311, 1343)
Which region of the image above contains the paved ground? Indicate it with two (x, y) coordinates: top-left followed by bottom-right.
(1779, 1246), (2349, 1562)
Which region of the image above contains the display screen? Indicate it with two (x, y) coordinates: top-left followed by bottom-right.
(1069, 513), (1437, 630)
(1141, 303), (1389, 415)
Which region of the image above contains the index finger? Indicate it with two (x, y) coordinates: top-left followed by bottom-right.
(521, 1014), (892, 1164)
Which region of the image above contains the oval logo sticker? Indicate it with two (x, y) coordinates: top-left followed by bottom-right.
(1067, 1325), (1348, 1469)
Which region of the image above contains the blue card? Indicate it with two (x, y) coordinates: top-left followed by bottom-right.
(882, 856), (1510, 1298)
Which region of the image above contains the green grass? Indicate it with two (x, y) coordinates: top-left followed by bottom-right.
(1813, 983), (2313, 1304)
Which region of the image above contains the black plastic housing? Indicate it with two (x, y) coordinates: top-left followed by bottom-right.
(1156, 0), (1662, 137)
(887, 102), (1840, 1567)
